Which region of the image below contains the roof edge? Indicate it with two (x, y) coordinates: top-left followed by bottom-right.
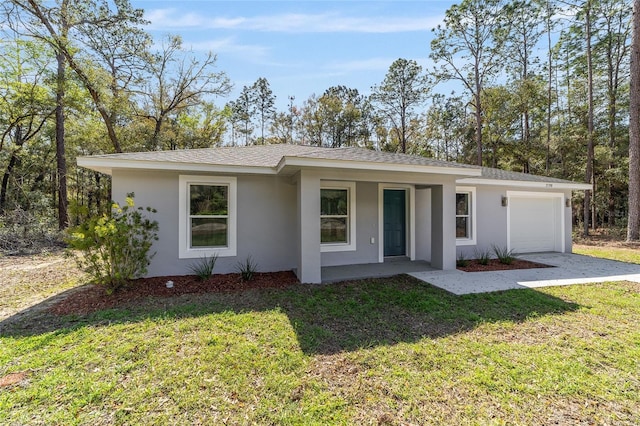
(77, 156), (277, 175)
(457, 177), (592, 190)
(277, 156), (483, 177)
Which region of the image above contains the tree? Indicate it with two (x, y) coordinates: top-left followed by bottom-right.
(593, 0), (631, 226)
(251, 77), (275, 144)
(6, 0), (148, 228)
(430, 0), (509, 165)
(138, 36), (231, 150)
(370, 58), (430, 153)
(628, 0), (640, 241)
(0, 37), (54, 211)
(504, 0), (546, 173)
(228, 86), (254, 146)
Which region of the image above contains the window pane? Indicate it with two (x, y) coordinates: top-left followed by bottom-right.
(321, 217), (347, 243)
(456, 193), (469, 215)
(190, 185), (228, 216)
(321, 189), (348, 216)
(456, 217), (469, 238)
(191, 218), (227, 247)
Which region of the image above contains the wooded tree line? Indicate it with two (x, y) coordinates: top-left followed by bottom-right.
(0, 0), (637, 241)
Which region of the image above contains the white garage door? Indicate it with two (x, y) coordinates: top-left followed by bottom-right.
(508, 193), (563, 253)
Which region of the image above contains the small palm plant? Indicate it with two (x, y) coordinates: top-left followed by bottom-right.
(236, 255), (258, 281)
(492, 245), (517, 265)
(188, 253), (219, 280)
(475, 248), (492, 265)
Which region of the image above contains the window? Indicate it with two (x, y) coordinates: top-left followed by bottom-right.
(320, 181), (356, 252)
(456, 186), (476, 246)
(179, 176), (236, 258)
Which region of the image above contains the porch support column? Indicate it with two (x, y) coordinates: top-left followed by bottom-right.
(431, 181), (456, 270)
(296, 170), (322, 283)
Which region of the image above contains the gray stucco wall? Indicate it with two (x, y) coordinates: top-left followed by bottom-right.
(112, 170), (297, 276)
(456, 185), (573, 259)
(415, 188), (432, 262)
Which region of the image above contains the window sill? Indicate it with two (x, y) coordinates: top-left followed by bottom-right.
(179, 246), (237, 259)
(456, 238), (476, 246)
(321, 243), (356, 253)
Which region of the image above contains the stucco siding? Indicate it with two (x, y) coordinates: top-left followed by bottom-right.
(112, 170), (297, 277)
(415, 188), (432, 262)
(456, 185), (573, 259)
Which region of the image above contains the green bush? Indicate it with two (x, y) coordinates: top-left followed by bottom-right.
(66, 193), (158, 293)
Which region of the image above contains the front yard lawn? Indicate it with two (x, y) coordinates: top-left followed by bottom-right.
(1, 253), (639, 425)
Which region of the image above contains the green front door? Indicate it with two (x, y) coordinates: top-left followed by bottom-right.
(384, 189), (406, 257)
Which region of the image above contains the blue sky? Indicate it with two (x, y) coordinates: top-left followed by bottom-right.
(131, 0), (456, 110)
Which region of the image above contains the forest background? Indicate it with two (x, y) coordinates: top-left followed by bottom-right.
(0, 0), (636, 252)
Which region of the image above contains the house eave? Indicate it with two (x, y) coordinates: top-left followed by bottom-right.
(276, 156), (483, 177)
(76, 157), (277, 176)
(457, 177), (592, 190)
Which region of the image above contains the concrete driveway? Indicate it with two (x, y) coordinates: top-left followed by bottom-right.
(409, 253), (640, 295)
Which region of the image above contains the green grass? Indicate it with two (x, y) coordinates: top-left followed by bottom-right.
(1, 253), (639, 424)
(573, 244), (640, 264)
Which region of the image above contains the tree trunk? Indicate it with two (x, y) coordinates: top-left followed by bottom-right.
(583, 1), (595, 237)
(628, 0), (640, 241)
(546, 0), (553, 174)
(56, 49), (69, 230)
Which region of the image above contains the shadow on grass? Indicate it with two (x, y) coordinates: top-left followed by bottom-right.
(0, 275), (580, 355)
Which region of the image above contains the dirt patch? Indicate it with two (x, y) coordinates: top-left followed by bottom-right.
(457, 258), (552, 272)
(0, 372), (28, 388)
(49, 271), (299, 316)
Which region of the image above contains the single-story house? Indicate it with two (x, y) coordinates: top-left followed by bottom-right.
(77, 144), (592, 283)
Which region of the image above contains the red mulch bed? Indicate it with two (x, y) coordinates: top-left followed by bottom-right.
(457, 258), (552, 272)
(49, 271), (299, 316)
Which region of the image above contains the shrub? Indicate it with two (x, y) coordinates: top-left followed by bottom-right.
(456, 252), (469, 267)
(189, 253), (219, 280)
(236, 255), (258, 281)
(66, 193), (158, 294)
(475, 248), (492, 265)
(492, 245), (517, 265)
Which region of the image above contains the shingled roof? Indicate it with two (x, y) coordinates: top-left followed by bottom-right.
(82, 144), (479, 170)
(78, 144), (590, 188)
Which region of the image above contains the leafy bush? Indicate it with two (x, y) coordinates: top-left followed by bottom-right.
(475, 248), (492, 265)
(236, 255), (258, 281)
(189, 253), (219, 280)
(456, 252), (469, 267)
(492, 245), (517, 265)
(66, 193), (158, 293)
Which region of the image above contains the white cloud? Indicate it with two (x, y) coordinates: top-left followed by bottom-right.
(186, 37), (271, 59)
(145, 9), (443, 33)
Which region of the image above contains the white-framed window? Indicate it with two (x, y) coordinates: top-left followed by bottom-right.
(179, 175), (237, 258)
(456, 186), (476, 246)
(320, 181), (356, 252)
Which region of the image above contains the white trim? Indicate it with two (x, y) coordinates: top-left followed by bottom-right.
(278, 156), (482, 177)
(178, 175), (237, 259)
(378, 184), (416, 262)
(457, 177), (592, 190)
(320, 181), (357, 252)
(506, 191), (565, 253)
(77, 157), (275, 176)
(455, 186), (477, 246)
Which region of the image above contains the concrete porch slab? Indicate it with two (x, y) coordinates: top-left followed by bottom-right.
(322, 259), (434, 283)
(409, 253), (640, 295)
